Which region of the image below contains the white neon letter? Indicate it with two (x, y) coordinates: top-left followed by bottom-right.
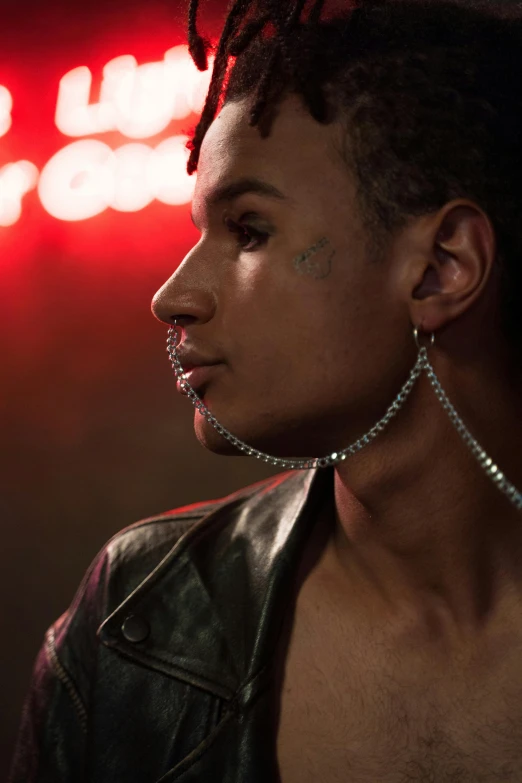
(112, 60), (175, 139)
(111, 143), (154, 212)
(148, 135), (195, 206)
(164, 48), (213, 116)
(38, 140), (115, 221)
(0, 161), (38, 226)
(0, 86), (13, 138)
(55, 59), (137, 137)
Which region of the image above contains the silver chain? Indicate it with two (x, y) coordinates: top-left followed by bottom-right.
(166, 326), (522, 512)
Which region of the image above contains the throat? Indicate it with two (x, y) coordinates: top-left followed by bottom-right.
(329, 483), (522, 638)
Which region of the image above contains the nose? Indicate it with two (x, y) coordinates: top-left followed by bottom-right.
(151, 253), (216, 328)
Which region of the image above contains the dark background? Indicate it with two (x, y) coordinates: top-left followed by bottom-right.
(0, 0), (278, 777)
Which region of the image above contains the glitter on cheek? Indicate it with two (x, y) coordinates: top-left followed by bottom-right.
(293, 237), (335, 279)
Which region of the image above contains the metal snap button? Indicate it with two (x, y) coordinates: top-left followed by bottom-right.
(121, 613), (150, 643)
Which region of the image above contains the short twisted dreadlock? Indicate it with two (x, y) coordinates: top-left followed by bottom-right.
(186, 0), (522, 359)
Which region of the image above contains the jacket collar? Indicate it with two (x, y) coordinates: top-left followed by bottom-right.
(98, 467), (333, 701)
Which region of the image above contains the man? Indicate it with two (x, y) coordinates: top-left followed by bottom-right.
(10, 0), (522, 781)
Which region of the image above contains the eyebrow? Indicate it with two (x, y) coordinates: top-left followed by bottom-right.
(191, 177), (288, 227)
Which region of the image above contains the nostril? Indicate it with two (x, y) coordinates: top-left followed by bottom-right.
(171, 315), (198, 327)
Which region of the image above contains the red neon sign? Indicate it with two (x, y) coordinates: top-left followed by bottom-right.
(0, 46), (212, 227)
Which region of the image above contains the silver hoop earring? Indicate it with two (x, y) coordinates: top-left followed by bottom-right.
(413, 326), (435, 350)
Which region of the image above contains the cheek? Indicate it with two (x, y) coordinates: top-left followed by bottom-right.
(197, 261), (407, 456)
(219, 239), (394, 396)
(226, 243), (347, 318)
(224, 251), (347, 350)
(220, 277), (354, 400)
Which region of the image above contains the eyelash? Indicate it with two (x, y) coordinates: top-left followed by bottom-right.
(224, 216), (269, 252)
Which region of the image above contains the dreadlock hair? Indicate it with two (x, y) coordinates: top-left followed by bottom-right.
(186, 0), (522, 360)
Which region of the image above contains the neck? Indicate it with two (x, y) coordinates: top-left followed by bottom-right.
(329, 348), (522, 638)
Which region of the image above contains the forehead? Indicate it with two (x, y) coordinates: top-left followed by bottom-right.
(193, 94), (355, 214)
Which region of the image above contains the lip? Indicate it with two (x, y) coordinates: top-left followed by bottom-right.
(176, 364), (222, 394)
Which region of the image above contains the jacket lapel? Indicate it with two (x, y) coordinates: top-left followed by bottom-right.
(98, 467), (332, 701)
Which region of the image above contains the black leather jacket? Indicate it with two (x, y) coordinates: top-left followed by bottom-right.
(9, 467), (332, 782)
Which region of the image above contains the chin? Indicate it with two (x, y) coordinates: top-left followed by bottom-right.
(192, 406), (327, 461)
(193, 410), (243, 456)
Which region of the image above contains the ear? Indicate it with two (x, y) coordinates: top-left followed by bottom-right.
(407, 200), (497, 334)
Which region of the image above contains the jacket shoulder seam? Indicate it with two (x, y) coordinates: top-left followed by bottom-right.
(110, 473), (291, 542)
(129, 473), (291, 530)
(111, 504), (223, 537)
(101, 510), (213, 555)
(46, 627), (88, 735)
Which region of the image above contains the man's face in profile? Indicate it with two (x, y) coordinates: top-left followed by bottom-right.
(153, 93), (415, 461)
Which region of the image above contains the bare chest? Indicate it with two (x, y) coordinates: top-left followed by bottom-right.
(276, 586), (522, 783)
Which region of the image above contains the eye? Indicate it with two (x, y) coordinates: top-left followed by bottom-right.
(224, 216), (269, 252)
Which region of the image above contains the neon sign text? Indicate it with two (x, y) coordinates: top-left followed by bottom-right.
(55, 47), (211, 139)
(0, 46), (211, 226)
(38, 136), (195, 221)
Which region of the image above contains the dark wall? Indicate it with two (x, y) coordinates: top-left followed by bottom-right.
(0, 0), (279, 777)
